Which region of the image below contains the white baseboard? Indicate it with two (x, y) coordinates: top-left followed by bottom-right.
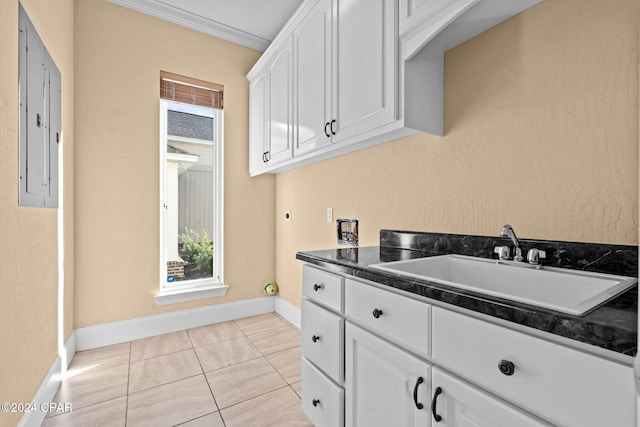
(63, 331), (76, 369)
(17, 356), (61, 427)
(75, 296), (276, 351)
(22, 295), (297, 426)
(275, 296), (301, 329)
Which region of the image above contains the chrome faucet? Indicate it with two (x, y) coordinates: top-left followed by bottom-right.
(500, 224), (524, 262)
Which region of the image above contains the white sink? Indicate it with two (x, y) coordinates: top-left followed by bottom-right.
(369, 254), (637, 316)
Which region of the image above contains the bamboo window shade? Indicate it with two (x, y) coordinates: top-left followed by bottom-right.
(160, 71), (224, 110)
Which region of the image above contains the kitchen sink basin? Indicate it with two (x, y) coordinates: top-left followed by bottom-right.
(369, 254), (637, 316)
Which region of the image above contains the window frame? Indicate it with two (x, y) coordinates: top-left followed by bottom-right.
(155, 99), (227, 305)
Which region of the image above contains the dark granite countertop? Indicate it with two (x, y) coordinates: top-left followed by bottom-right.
(296, 230), (638, 358)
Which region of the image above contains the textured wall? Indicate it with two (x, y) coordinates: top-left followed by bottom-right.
(74, 1), (274, 328)
(275, 0), (639, 308)
(0, 1), (74, 426)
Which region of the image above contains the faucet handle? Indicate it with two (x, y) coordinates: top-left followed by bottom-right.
(527, 248), (546, 265)
(494, 246), (510, 260)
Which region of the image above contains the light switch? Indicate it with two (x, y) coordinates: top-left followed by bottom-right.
(326, 208), (333, 222)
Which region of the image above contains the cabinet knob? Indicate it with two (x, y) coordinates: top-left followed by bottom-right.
(311, 335), (320, 343)
(313, 283), (323, 292)
(330, 119), (336, 135)
(498, 360), (515, 376)
(312, 399), (320, 407)
(324, 122), (331, 138)
(372, 308), (383, 319)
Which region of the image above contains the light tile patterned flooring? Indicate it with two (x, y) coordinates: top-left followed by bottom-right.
(42, 313), (313, 427)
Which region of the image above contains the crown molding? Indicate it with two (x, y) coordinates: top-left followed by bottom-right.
(108, 0), (271, 51)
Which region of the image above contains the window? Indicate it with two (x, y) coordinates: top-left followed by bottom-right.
(156, 71), (226, 305)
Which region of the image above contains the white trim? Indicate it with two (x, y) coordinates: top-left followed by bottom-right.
(155, 283), (229, 305)
(159, 101), (224, 294)
(17, 358), (61, 427)
(275, 296), (301, 329)
(107, 0), (271, 51)
(64, 332), (76, 370)
(21, 297), (295, 426)
(74, 297), (276, 351)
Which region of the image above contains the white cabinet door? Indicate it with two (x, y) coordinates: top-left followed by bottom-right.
(431, 368), (551, 427)
(249, 73), (268, 176)
(267, 36), (294, 165)
(345, 322), (431, 427)
(294, 0), (333, 155)
(332, 0), (397, 143)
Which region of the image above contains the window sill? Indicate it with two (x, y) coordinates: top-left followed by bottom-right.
(154, 283), (229, 306)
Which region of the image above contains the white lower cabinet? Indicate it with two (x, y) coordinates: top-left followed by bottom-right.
(302, 358), (344, 427)
(431, 368), (551, 427)
(301, 264), (636, 427)
(432, 307), (635, 427)
(345, 322), (432, 427)
(302, 299), (344, 383)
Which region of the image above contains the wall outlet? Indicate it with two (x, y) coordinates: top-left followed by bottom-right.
(284, 210), (291, 221)
(326, 208), (333, 222)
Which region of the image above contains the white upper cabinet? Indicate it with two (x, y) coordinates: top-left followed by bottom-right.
(332, 0), (397, 144)
(293, 0), (397, 154)
(293, 0), (332, 156)
(247, 0), (542, 176)
(268, 36), (294, 165)
(249, 36), (294, 176)
(249, 72), (268, 175)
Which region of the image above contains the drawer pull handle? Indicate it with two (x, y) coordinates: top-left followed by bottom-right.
(413, 376), (424, 410)
(311, 335), (320, 343)
(312, 399), (320, 407)
(431, 386), (443, 422)
(498, 360), (515, 376)
(313, 283), (323, 291)
(372, 308), (383, 318)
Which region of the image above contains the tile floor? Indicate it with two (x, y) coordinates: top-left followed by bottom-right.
(42, 313), (313, 427)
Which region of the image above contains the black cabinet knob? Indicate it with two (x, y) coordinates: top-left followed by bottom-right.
(372, 308), (383, 319)
(313, 283), (323, 291)
(312, 399), (320, 407)
(498, 360), (515, 376)
(311, 335), (320, 343)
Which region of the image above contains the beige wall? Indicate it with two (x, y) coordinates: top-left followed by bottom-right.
(0, 0), (74, 426)
(74, 0), (275, 327)
(276, 0), (640, 308)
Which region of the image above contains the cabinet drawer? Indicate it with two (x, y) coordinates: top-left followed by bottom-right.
(303, 265), (344, 313)
(344, 278), (431, 358)
(302, 299), (344, 384)
(432, 307), (635, 427)
(302, 357), (344, 427)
